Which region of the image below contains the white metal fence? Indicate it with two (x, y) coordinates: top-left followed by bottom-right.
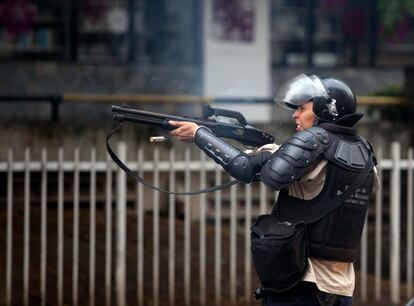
(0, 141), (413, 306)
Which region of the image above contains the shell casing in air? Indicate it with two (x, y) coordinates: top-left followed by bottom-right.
(149, 136), (168, 142)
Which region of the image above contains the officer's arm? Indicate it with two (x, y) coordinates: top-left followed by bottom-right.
(194, 126), (272, 183)
(260, 127), (328, 190)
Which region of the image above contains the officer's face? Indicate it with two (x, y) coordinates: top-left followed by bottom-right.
(293, 101), (315, 131)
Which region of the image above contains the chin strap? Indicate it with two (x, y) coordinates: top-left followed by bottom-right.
(106, 123), (240, 195)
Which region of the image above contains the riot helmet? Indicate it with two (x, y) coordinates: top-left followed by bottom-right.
(274, 74), (358, 123)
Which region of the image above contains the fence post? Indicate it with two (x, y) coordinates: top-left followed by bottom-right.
(375, 148), (383, 300)
(230, 183), (237, 305)
(89, 148), (97, 306)
(168, 149), (176, 306)
(23, 147), (31, 306)
(199, 152), (207, 306)
(245, 184), (252, 304)
(153, 148), (160, 306)
(390, 142), (401, 305)
(73, 148), (80, 306)
(105, 152), (113, 306)
(184, 148), (191, 306)
(137, 149), (144, 306)
(260, 183), (266, 214)
(57, 148), (64, 306)
(6, 149), (13, 306)
(407, 148), (413, 299)
(361, 215), (368, 302)
(214, 165), (222, 306)
(116, 142), (127, 306)
(41, 148), (48, 306)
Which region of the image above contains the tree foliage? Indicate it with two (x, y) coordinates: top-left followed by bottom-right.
(378, 0), (414, 33)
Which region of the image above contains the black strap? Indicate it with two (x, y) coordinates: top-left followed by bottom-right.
(106, 123), (239, 195)
(303, 158), (374, 224)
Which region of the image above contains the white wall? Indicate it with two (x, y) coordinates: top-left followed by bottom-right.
(202, 0), (271, 97)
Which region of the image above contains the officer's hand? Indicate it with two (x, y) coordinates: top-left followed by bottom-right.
(169, 121), (199, 142)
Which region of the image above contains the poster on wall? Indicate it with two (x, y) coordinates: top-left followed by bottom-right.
(212, 0), (255, 42)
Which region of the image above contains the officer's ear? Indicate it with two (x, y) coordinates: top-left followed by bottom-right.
(312, 96), (331, 120)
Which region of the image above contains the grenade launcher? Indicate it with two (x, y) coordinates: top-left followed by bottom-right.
(111, 105), (275, 147)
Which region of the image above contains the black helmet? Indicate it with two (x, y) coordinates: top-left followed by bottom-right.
(313, 77), (357, 122)
(274, 74), (359, 124)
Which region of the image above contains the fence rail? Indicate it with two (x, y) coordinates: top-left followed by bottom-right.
(0, 142), (413, 306)
(0, 94), (410, 120)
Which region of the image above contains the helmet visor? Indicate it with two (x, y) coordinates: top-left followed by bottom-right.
(274, 74), (327, 110)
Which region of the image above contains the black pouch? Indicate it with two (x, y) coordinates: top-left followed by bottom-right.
(251, 214), (308, 292)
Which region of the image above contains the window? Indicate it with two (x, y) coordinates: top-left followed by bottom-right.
(0, 0), (65, 60)
(0, 0), (201, 66)
(271, 0), (414, 67)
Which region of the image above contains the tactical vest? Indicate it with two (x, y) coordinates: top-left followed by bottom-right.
(272, 131), (374, 262)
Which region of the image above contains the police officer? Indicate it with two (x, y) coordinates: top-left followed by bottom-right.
(169, 74), (378, 306)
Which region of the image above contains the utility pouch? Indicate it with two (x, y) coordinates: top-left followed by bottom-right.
(251, 214), (308, 292)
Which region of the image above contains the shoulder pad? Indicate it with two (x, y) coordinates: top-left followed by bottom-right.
(260, 127), (328, 190)
(359, 136), (374, 153)
(334, 139), (370, 169)
(287, 127), (330, 150)
(359, 136), (377, 165)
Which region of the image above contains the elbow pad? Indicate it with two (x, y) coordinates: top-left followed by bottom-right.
(260, 127), (329, 190)
(194, 127), (271, 183)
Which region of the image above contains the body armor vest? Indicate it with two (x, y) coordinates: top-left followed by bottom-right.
(273, 131), (374, 262)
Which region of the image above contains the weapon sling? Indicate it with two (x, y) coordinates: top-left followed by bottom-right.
(106, 123), (239, 195)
